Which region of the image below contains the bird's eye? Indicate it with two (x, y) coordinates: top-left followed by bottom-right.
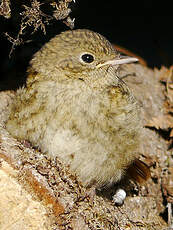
(81, 53), (94, 63)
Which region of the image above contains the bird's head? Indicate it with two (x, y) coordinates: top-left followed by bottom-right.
(27, 29), (138, 89)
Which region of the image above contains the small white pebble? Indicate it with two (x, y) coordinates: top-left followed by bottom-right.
(113, 188), (126, 206)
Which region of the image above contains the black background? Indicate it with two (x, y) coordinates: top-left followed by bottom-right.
(0, 0), (173, 90)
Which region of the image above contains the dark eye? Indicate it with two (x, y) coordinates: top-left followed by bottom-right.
(81, 53), (94, 63)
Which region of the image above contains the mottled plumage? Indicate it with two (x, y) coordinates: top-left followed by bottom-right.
(6, 29), (141, 188)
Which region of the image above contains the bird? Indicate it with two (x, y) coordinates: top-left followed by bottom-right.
(6, 29), (143, 189)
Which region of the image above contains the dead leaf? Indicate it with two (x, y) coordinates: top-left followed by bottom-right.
(160, 66), (173, 105)
(146, 114), (173, 130)
(161, 167), (173, 203)
(170, 129), (173, 137)
(159, 66), (173, 82)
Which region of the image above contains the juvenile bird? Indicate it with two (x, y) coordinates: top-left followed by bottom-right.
(6, 29), (142, 189)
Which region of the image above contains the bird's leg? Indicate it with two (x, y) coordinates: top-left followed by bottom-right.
(85, 186), (97, 203)
(21, 139), (33, 148)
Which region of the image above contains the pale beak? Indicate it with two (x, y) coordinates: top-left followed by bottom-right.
(96, 55), (138, 68)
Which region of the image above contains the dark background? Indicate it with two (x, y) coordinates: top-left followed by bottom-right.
(0, 0), (173, 90)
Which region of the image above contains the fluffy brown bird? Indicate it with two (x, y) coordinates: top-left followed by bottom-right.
(6, 29), (141, 189)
